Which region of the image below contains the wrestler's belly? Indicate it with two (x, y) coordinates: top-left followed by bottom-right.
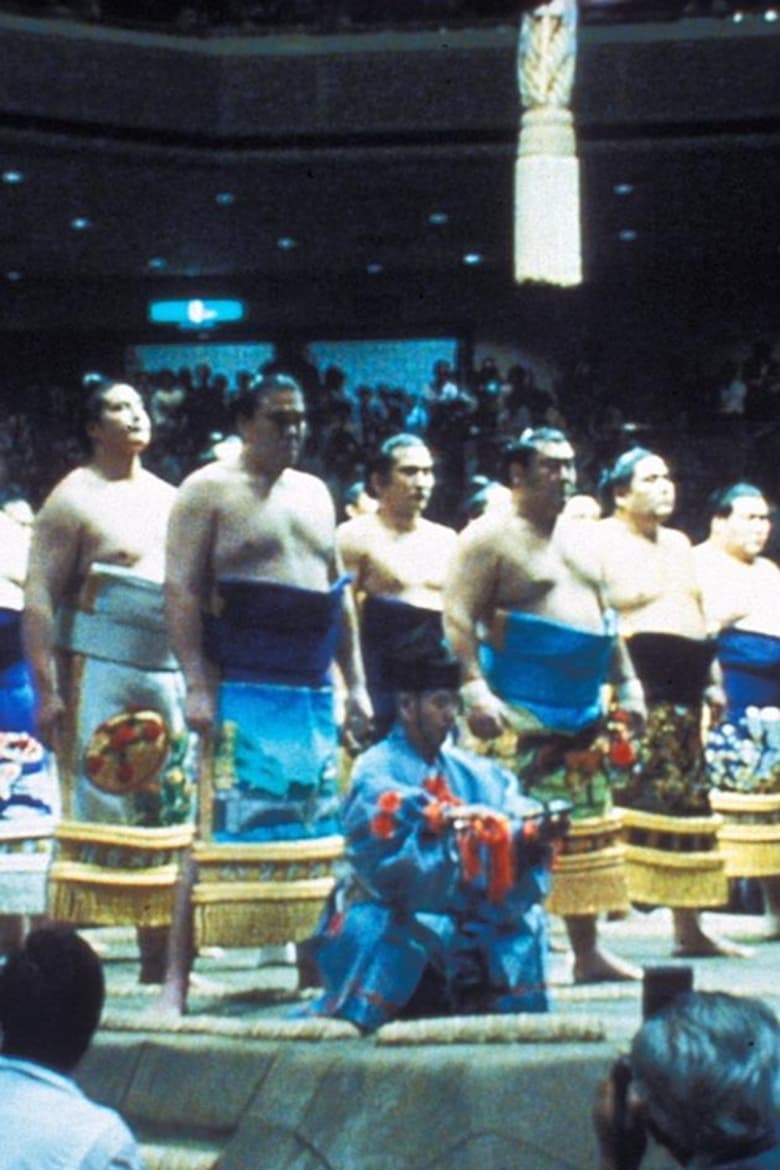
(501, 577), (608, 636)
(615, 598), (707, 639)
(211, 559), (331, 594)
(372, 586), (444, 611)
(732, 617), (780, 640)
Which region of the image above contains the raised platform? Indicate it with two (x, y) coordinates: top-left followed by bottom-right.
(71, 908), (780, 1170)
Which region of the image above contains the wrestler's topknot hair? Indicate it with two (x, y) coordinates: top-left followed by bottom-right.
(500, 427), (568, 482)
(370, 433), (430, 485)
(234, 371), (304, 422)
(80, 372), (135, 441)
(706, 482), (766, 522)
(599, 446), (656, 497)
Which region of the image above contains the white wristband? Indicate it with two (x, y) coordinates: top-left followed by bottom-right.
(615, 678), (644, 706)
(460, 678), (494, 709)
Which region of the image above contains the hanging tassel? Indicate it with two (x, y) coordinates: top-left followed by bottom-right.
(515, 0), (582, 287)
(456, 813), (516, 903)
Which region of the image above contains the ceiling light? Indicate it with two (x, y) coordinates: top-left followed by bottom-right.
(215, 192), (235, 206)
(618, 229), (638, 242)
(276, 236), (297, 250)
(366, 262), (383, 274)
(732, 10), (745, 20)
(613, 183), (634, 196)
(5, 270), (22, 282)
(428, 211), (449, 225)
(147, 257), (167, 271)
(764, 8), (778, 20)
(70, 216), (92, 231)
(463, 252), (483, 266)
(1, 170), (24, 185)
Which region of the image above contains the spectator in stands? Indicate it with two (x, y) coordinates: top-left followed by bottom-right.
(593, 990), (780, 1170)
(342, 480), (378, 521)
(0, 924), (145, 1169)
(321, 399), (363, 506)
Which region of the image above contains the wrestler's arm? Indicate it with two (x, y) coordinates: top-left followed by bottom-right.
(335, 517), (366, 593)
(165, 473), (217, 738)
(608, 638), (646, 724)
(331, 531), (373, 750)
(692, 546), (745, 633)
(443, 520), (506, 739)
(22, 484), (83, 748)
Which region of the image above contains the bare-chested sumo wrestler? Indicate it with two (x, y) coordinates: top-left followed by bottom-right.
(444, 428), (643, 983)
(162, 372), (372, 1012)
(337, 434), (457, 737)
(24, 376), (194, 987)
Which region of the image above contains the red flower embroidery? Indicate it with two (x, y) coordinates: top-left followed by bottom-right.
(370, 791), (403, 839)
(609, 737), (635, 768)
(423, 774), (458, 803)
(370, 812), (397, 840)
(377, 790), (402, 814)
(422, 801), (446, 834)
(117, 762), (135, 786)
(110, 722), (138, 750)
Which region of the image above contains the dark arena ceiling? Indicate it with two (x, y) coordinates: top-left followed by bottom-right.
(0, 0), (778, 333)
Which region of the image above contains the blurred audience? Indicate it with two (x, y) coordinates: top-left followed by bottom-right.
(593, 990), (780, 1170)
(0, 924), (145, 1169)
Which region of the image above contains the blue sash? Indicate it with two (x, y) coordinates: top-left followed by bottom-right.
(479, 611), (613, 734)
(717, 628), (780, 718)
(0, 611), (36, 735)
(205, 576), (349, 687)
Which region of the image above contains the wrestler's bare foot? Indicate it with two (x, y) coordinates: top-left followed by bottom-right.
(672, 910), (753, 959)
(672, 935), (753, 959)
(137, 925), (168, 985)
(761, 913), (780, 940)
(565, 913), (642, 984)
(142, 985), (187, 1022)
(573, 949), (642, 984)
(760, 877), (780, 939)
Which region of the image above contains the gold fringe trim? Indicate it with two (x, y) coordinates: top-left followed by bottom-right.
(192, 838), (341, 946)
(546, 812), (629, 915)
(375, 1012), (605, 1046)
(710, 790), (780, 816)
(193, 836), (343, 866)
(547, 850), (629, 916)
(192, 891), (330, 949)
(710, 790), (780, 877)
(618, 807), (727, 906)
(49, 869), (178, 927)
(622, 846), (727, 908)
(56, 821), (194, 849)
(619, 808), (723, 836)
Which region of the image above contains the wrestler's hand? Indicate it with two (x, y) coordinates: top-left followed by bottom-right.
(704, 683), (726, 724)
(593, 1057), (647, 1170)
(36, 691), (66, 752)
(184, 684), (217, 740)
(614, 679), (646, 730)
(461, 680), (506, 740)
(342, 684), (374, 754)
